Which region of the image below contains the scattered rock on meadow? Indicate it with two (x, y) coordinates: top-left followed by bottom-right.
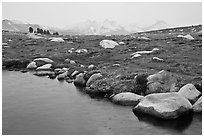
(50, 37), (65, 42)
(138, 36), (151, 40)
(177, 34), (194, 40)
(65, 58), (71, 62)
(70, 60), (76, 64)
(119, 41), (125, 45)
(130, 53), (141, 59)
(88, 64), (95, 69)
(2, 43), (8, 46)
(75, 49), (88, 53)
(152, 57), (164, 61)
(99, 40), (119, 49)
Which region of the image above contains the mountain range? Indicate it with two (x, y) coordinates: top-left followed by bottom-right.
(2, 19), (170, 35)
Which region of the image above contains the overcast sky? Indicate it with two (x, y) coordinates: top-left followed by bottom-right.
(2, 2), (202, 28)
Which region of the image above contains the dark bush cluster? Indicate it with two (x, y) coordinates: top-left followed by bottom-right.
(28, 27), (53, 35)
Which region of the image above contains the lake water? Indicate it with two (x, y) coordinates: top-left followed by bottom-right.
(2, 71), (202, 135)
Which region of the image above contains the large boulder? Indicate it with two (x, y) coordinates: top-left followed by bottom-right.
(178, 83), (201, 104)
(133, 92), (192, 119)
(85, 77), (114, 95)
(86, 73), (103, 87)
(36, 64), (52, 70)
(86, 77), (138, 96)
(146, 70), (179, 95)
(74, 73), (86, 86)
(111, 92), (143, 106)
(26, 61), (37, 69)
(192, 96), (202, 113)
(99, 40), (119, 49)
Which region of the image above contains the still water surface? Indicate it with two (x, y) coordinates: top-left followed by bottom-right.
(2, 71), (202, 135)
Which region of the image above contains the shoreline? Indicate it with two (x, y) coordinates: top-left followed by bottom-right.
(2, 27), (202, 119)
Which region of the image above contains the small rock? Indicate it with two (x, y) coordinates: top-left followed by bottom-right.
(57, 71), (68, 80)
(111, 92), (143, 106)
(177, 34), (194, 40)
(26, 61), (37, 69)
(54, 68), (62, 73)
(65, 58), (71, 62)
(36, 64), (52, 70)
(138, 36), (151, 40)
(119, 41), (125, 45)
(86, 73), (103, 87)
(68, 50), (73, 53)
(152, 57), (164, 61)
(62, 67), (69, 71)
(74, 73), (86, 86)
(70, 60), (76, 64)
(71, 70), (80, 78)
(178, 83), (201, 104)
(130, 53), (141, 59)
(183, 34), (194, 40)
(192, 96), (202, 113)
(83, 70), (101, 81)
(152, 48), (159, 51)
(75, 49), (88, 53)
(88, 64), (95, 69)
(80, 64), (85, 67)
(112, 64), (120, 67)
(2, 43), (8, 46)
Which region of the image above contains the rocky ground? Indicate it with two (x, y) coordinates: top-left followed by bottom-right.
(2, 25), (202, 119)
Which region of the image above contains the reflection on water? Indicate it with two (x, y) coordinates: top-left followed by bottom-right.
(133, 111), (193, 132)
(2, 71), (202, 135)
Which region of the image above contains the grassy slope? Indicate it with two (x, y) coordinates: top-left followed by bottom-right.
(2, 25), (202, 86)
